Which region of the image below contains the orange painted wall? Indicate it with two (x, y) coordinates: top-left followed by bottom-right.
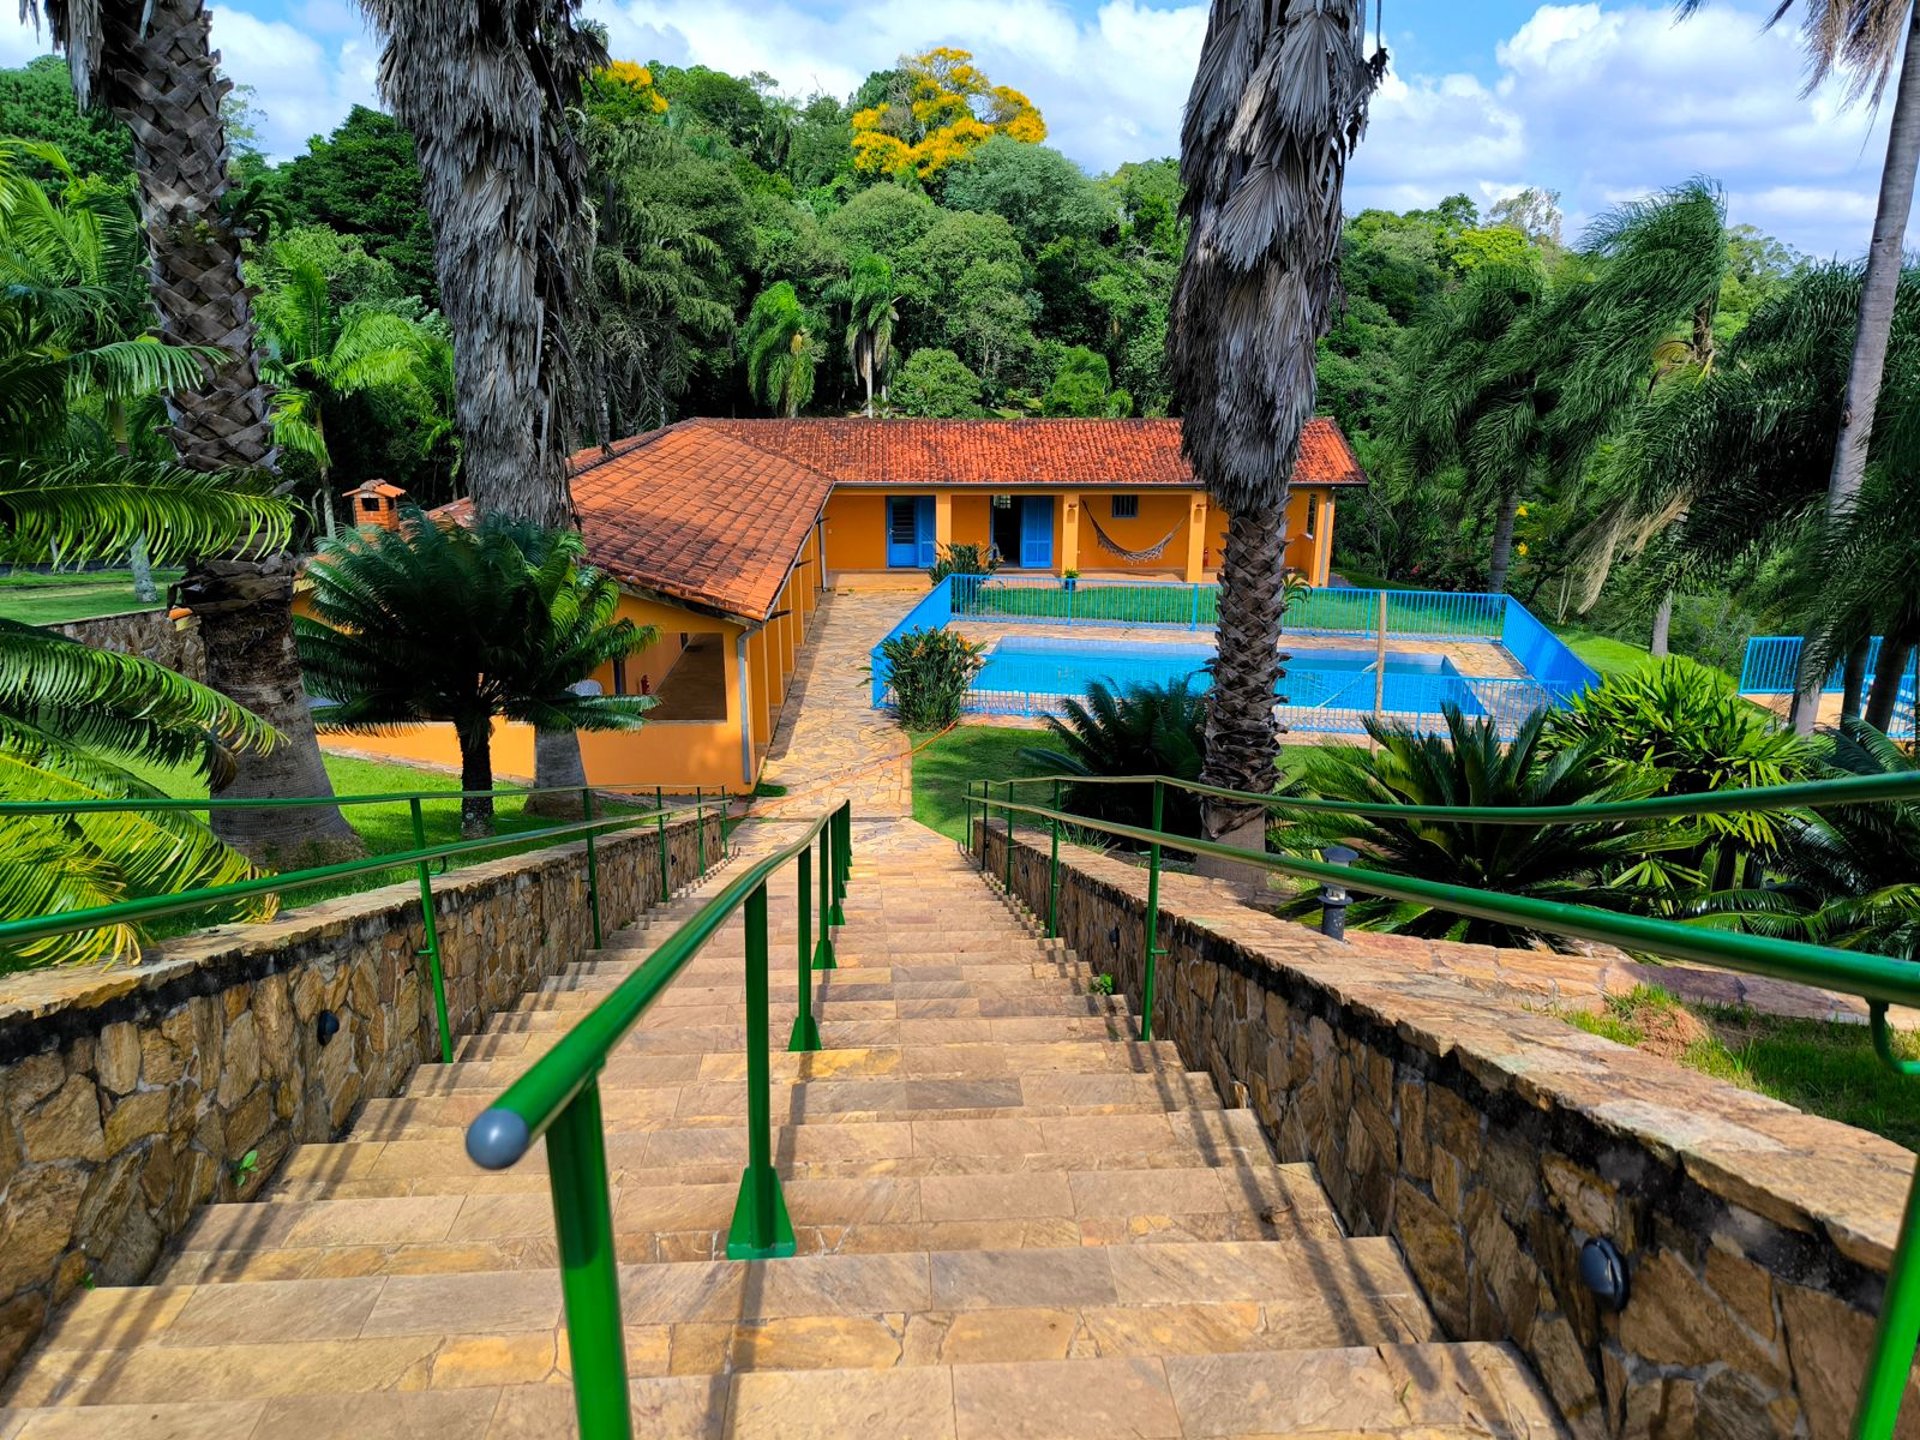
(952, 495), (992, 551)
(1075, 492), (1192, 573)
(1202, 487), (1332, 581)
(824, 491), (891, 570)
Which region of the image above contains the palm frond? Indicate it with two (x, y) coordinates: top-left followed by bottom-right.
(0, 455), (292, 567)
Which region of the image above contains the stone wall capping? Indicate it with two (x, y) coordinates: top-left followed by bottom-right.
(984, 823), (1920, 1435)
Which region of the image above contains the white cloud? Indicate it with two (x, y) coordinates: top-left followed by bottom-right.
(1354, 1), (1899, 255)
(0, 0), (1901, 254)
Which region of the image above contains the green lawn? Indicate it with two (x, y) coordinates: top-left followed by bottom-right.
(1554, 627), (1657, 679)
(1567, 986), (1920, 1150)
(0, 569), (181, 625)
(910, 725), (1057, 841)
(119, 753), (647, 929)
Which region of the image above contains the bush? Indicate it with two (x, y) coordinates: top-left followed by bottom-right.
(1018, 678), (1207, 840)
(1543, 656), (1817, 890)
(880, 627), (985, 730)
(929, 542), (998, 584)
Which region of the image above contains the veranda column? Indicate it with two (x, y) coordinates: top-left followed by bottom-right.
(1060, 493), (1080, 573)
(934, 494), (953, 555)
(1184, 497), (1209, 583)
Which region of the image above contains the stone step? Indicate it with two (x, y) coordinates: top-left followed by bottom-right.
(486, 990), (1127, 1028)
(349, 1070), (1223, 1144)
(408, 1039), (1197, 1096)
(28, 1241), (1458, 1405)
(0, 1345), (1565, 1439)
(555, 955), (1092, 989)
(458, 1013), (1135, 1063)
(523, 972), (1105, 1006)
(159, 1161), (1343, 1282)
(267, 1109), (1279, 1200)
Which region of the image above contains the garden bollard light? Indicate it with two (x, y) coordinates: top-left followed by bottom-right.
(1319, 846), (1358, 940)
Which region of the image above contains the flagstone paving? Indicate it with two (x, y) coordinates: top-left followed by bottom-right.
(0, 813), (1566, 1437)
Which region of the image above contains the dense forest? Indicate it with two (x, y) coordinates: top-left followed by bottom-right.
(0, 40), (1829, 658)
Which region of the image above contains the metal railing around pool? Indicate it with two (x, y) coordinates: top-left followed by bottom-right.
(966, 767), (1920, 1440)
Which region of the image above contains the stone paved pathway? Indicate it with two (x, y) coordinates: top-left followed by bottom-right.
(758, 589), (918, 819)
(0, 815), (1565, 1437)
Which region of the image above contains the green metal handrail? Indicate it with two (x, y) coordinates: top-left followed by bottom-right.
(0, 785), (724, 1064)
(964, 776), (1920, 1440)
(986, 767), (1920, 824)
(463, 800), (851, 1440)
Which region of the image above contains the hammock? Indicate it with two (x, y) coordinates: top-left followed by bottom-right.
(1085, 512), (1185, 564)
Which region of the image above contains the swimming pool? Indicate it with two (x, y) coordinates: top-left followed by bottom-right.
(970, 636), (1482, 719)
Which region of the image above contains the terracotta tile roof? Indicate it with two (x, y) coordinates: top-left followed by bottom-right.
(434, 417), (1365, 623)
(698, 416), (1367, 489)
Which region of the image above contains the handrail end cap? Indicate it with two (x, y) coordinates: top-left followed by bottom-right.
(466, 1108), (532, 1170)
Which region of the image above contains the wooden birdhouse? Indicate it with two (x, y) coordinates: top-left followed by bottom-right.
(352, 480), (407, 532)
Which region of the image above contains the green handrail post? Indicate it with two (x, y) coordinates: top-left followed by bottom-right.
(407, 797), (454, 1065)
(814, 826), (837, 970)
(829, 804), (847, 927)
(1141, 778), (1164, 1043)
(1047, 778), (1062, 940)
(544, 1077), (631, 1440)
(694, 786), (705, 872)
(727, 880), (796, 1259)
(1003, 779), (1015, 895)
(1856, 1157), (1920, 1438)
(789, 845), (822, 1052)
(655, 794), (671, 905)
(582, 787), (603, 951)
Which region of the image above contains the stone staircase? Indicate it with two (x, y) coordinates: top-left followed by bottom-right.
(0, 818), (1565, 1438)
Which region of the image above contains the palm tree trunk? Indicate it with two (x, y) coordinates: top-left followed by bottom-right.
(1650, 590), (1673, 657)
(527, 726), (587, 818)
(88, 0), (358, 858)
(1487, 480), (1522, 594)
(1866, 632), (1916, 733)
(1841, 638), (1872, 724)
(457, 716), (495, 837)
(863, 358), (874, 419)
(1198, 508), (1287, 867)
(176, 558), (362, 859)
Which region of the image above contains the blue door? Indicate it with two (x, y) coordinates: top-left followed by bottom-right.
(887, 497), (935, 568)
(1019, 496), (1054, 569)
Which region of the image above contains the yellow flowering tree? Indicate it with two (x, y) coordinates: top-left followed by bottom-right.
(585, 60), (669, 121)
(852, 49), (1045, 183)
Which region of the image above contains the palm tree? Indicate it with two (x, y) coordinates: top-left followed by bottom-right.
(353, 0), (602, 532)
(1275, 706), (1682, 945)
(1018, 678), (1207, 839)
(1796, 468), (1920, 733)
(254, 249), (436, 536)
(1, 454), (292, 968)
(743, 282), (818, 418)
(296, 512), (657, 836)
(22, 0), (360, 859)
(838, 255), (900, 417)
(1166, 0), (1380, 858)
(354, 1), (606, 815)
(1679, 0), (1920, 727)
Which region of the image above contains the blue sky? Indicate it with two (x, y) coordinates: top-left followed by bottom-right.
(3, 1), (1901, 256)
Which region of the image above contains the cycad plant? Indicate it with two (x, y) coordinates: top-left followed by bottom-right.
(1717, 721), (1920, 960)
(743, 281), (817, 417)
(1019, 678), (1208, 839)
(1543, 657), (1818, 892)
(295, 513), (657, 835)
(0, 455), (293, 969)
(1275, 705), (1680, 946)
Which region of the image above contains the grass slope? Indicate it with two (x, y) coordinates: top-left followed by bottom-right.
(0, 570), (180, 625)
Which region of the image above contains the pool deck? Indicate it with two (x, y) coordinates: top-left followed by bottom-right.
(951, 620), (1527, 680)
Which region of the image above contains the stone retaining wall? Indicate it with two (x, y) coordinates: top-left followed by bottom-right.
(980, 821), (1920, 1440)
(51, 610), (205, 683)
(0, 811), (724, 1379)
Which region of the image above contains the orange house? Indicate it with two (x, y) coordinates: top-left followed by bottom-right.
(314, 417), (1366, 794)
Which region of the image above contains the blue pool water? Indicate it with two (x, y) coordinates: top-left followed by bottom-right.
(972, 637), (1476, 716)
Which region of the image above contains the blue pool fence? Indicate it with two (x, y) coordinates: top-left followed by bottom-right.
(870, 576), (1598, 737)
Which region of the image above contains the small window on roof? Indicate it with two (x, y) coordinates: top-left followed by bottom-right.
(1110, 495), (1139, 520)
(1305, 496), (1320, 539)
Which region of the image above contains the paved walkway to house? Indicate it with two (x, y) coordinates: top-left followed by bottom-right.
(757, 588), (917, 819)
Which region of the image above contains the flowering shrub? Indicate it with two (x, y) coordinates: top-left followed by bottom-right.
(879, 627), (986, 730)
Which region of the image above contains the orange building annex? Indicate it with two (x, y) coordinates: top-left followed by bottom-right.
(320, 417), (1369, 794)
